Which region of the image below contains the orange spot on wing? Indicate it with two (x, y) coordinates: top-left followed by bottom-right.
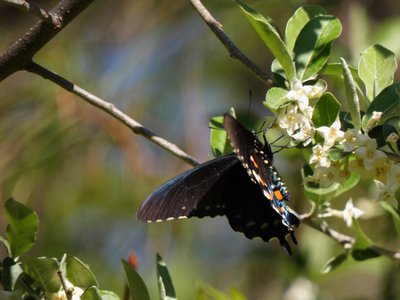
(250, 155), (259, 169)
(274, 190), (283, 200)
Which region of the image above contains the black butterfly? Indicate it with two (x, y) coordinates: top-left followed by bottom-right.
(137, 114), (299, 255)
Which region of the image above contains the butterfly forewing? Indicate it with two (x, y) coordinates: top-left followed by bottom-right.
(223, 114), (297, 230)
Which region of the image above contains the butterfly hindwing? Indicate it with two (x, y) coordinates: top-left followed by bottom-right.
(137, 154), (239, 222)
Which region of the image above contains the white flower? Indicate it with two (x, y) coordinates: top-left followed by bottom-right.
(277, 104), (303, 135)
(286, 80), (323, 113)
(51, 279), (84, 300)
(310, 144), (331, 168)
(305, 163), (347, 187)
(342, 129), (370, 152)
(316, 119), (344, 148)
(375, 163), (400, 207)
(292, 117), (315, 146)
(342, 198), (364, 227)
(354, 139), (386, 171)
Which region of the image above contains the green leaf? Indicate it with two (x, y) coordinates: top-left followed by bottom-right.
(20, 256), (61, 293)
(264, 87), (289, 111)
(351, 247), (381, 261)
(122, 259), (150, 300)
(293, 16), (342, 81)
(380, 202), (400, 237)
(285, 6), (327, 53)
(322, 63), (365, 92)
(4, 198), (39, 257)
(235, 0), (296, 81)
(350, 219), (380, 261)
(341, 58), (362, 130)
(2, 257), (23, 291)
(66, 255), (98, 288)
(156, 253), (176, 300)
(312, 92), (341, 127)
(0, 290), (24, 300)
(196, 283), (231, 300)
(81, 286), (102, 300)
(210, 116), (230, 157)
(99, 290), (121, 300)
(333, 172), (359, 198)
(363, 83), (400, 131)
(352, 219), (372, 249)
(358, 45), (397, 101)
(271, 59), (288, 86)
(229, 288), (248, 300)
(321, 253), (348, 273)
(322, 62), (359, 79)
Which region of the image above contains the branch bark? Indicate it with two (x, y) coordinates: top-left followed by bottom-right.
(0, 0), (95, 81)
(26, 62), (200, 167)
(188, 0), (273, 86)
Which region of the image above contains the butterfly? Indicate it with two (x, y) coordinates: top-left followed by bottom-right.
(137, 114), (299, 255)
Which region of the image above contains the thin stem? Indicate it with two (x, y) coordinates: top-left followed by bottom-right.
(188, 0), (273, 86)
(26, 61), (200, 167)
(57, 269), (73, 300)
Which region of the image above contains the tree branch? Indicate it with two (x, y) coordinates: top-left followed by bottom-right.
(0, 0), (95, 81)
(26, 61), (200, 167)
(302, 218), (355, 247)
(188, 0), (273, 86)
(302, 218), (400, 261)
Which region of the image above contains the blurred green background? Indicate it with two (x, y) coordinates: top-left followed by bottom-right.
(1, 0), (400, 299)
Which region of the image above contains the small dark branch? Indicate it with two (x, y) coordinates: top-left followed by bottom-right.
(189, 0), (273, 86)
(370, 245), (400, 261)
(302, 218), (355, 247)
(0, 0), (95, 81)
(303, 218), (400, 260)
(57, 269), (72, 300)
(26, 61), (200, 167)
(3, 0), (56, 23)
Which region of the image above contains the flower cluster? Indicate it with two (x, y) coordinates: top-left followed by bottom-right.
(275, 80), (400, 213)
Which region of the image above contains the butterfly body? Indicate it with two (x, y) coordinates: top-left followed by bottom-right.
(137, 114), (299, 254)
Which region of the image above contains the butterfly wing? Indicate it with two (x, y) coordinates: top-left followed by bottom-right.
(137, 154), (239, 222)
(212, 161), (298, 255)
(223, 114), (299, 232)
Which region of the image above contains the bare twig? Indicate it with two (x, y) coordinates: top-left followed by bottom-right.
(57, 269), (72, 300)
(2, 0), (56, 23)
(188, 0), (273, 86)
(0, 0), (95, 81)
(26, 61), (200, 167)
(302, 218), (400, 260)
(302, 218), (355, 247)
